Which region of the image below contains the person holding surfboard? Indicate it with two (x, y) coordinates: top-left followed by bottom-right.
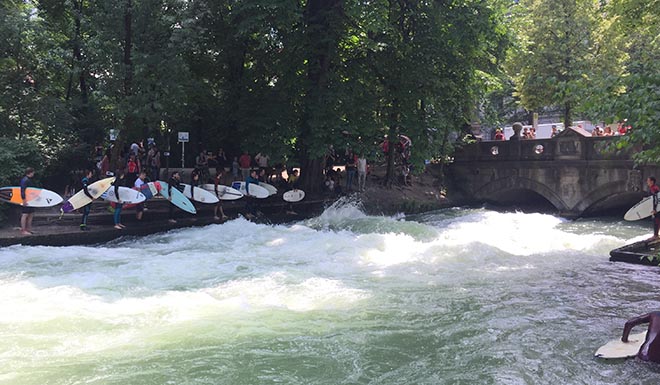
(167, 171), (182, 223)
(647, 177), (660, 240)
(19, 167), (36, 235)
(621, 312), (660, 363)
(80, 169), (94, 231)
(134, 171), (147, 221)
(244, 169), (261, 219)
(112, 169), (126, 229)
(212, 170), (228, 221)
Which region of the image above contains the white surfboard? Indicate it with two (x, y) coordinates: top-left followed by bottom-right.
(201, 184), (244, 201)
(625, 193), (660, 221)
(62, 177), (115, 213)
(0, 187), (63, 207)
(259, 182), (277, 196)
(181, 184), (219, 204)
(101, 186), (146, 204)
(283, 189), (305, 203)
(595, 331), (647, 359)
(231, 181), (269, 199)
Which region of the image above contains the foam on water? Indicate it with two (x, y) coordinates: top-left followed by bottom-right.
(0, 203), (656, 384)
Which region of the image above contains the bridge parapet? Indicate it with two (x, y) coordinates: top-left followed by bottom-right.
(454, 134), (630, 163)
(448, 129), (654, 218)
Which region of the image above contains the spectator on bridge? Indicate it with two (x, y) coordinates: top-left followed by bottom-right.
(603, 126), (614, 136)
(551, 125), (559, 138)
(494, 128), (505, 141)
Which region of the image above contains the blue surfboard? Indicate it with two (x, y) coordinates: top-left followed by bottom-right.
(158, 181), (197, 214)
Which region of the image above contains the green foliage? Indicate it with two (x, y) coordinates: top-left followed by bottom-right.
(507, 0), (617, 128)
(0, 137), (43, 187)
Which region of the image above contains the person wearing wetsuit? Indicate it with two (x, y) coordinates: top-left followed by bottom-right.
(213, 170), (228, 221)
(622, 311), (660, 363)
(20, 167), (36, 235)
(647, 176), (660, 240)
(167, 171), (182, 223)
(80, 170), (94, 231)
(112, 169), (126, 229)
(244, 169), (260, 218)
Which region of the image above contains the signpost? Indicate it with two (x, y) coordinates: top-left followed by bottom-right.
(177, 132), (189, 168)
(109, 129), (118, 142)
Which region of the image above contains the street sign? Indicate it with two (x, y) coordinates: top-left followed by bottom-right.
(178, 132), (189, 143)
(109, 129), (118, 141)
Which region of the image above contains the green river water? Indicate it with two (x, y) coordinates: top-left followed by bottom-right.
(1, 201), (660, 384)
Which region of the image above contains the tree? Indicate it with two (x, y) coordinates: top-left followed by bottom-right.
(584, 0), (660, 163)
(507, 0), (609, 129)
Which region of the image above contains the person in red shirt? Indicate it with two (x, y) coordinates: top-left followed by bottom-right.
(238, 151), (251, 181)
(647, 176), (660, 240)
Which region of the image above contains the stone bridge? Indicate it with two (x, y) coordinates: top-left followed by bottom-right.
(448, 128), (660, 218)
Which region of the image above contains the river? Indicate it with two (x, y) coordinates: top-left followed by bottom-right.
(1, 200), (660, 384)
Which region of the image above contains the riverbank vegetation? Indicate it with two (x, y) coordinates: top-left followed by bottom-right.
(0, 0), (657, 192)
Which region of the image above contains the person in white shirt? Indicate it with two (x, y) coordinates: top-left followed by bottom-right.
(134, 171), (147, 220)
(357, 155), (367, 192)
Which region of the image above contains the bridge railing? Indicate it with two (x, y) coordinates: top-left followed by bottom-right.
(453, 136), (630, 162)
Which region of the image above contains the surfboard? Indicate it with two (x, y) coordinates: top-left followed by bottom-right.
(158, 181), (197, 214)
(111, 181), (161, 209)
(283, 189), (305, 203)
(61, 177), (115, 213)
(0, 187), (63, 207)
(595, 331), (647, 359)
(201, 184), (243, 201)
(181, 184), (219, 204)
(231, 181), (269, 199)
(625, 193), (660, 221)
(101, 186), (146, 204)
(259, 182), (277, 196)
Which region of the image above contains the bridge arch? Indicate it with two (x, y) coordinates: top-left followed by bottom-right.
(575, 180), (643, 214)
(475, 176), (567, 212)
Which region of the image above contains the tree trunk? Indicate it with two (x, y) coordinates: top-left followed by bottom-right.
(384, 125), (396, 188)
(298, 0), (343, 193)
(111, 0), (134, 172)
(563, 101), (571, 131)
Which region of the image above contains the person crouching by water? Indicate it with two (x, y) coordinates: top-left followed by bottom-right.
(80, 169), (94, 231)
(20, 167), (36, 235)
(647, 176), (660, 240)
(622, 312), (660, 363)
(167, 171), (182, 224)
(112, 169), (127, 229)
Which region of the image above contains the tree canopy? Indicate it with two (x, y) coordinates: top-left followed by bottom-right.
(0, 0), (657, 190)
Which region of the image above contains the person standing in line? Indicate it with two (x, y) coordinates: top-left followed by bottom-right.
(244, 169), (261, 219)
(112, 169), (126, 229)
(345, 150), (357, 192)
(134, 171), (147, 221)
(80, 169), (94, 231)
(190, 169), (201, 202)
(213, 170), (229, 221)
(19, 167), (36, 235)
(647, 176), (660, 240)
(239, 151), (252, 181)
(126, 154), (139, 186)
(232, 156), (239, 180)
(195, 149), (209, 182)
(167, 171), (182, 224)
(147, 144), (161, 182)
(357, 154), (367, 192)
